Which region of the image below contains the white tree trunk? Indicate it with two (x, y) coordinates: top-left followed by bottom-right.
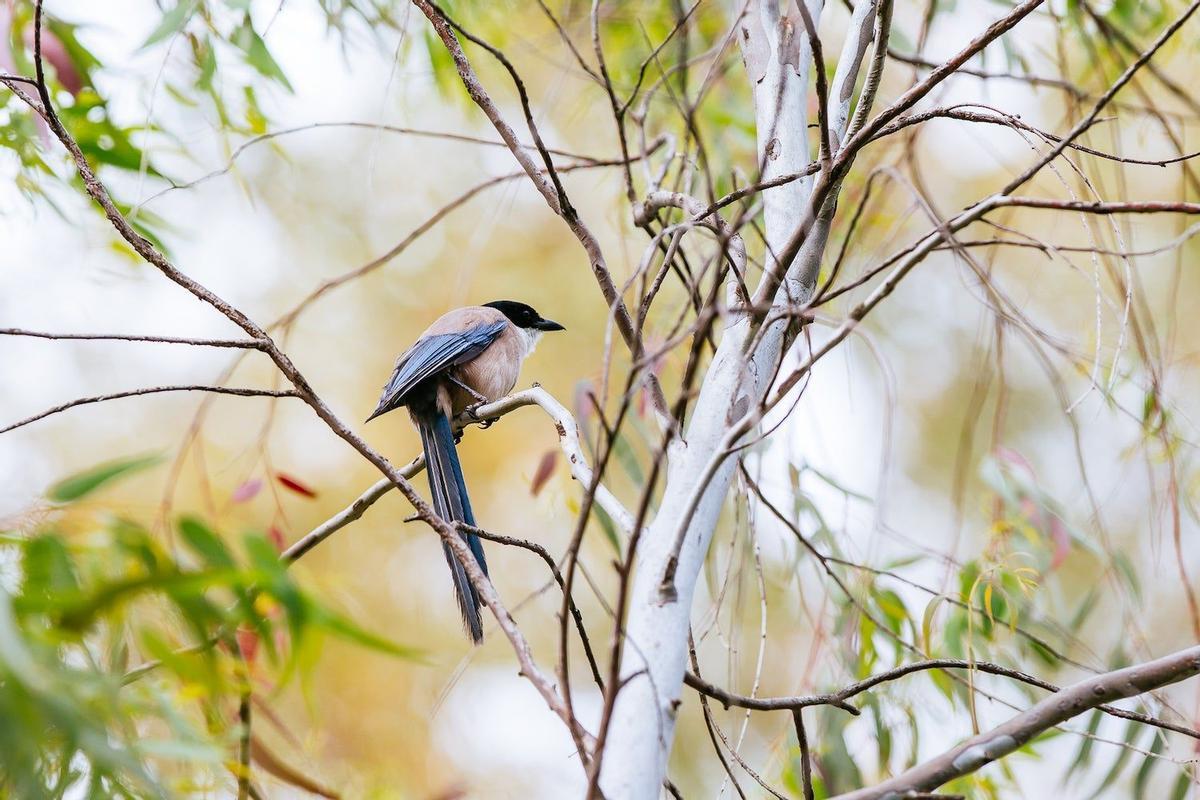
(597, 2), (823, 796)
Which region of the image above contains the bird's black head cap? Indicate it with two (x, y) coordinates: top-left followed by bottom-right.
(483, 300), (565, 332)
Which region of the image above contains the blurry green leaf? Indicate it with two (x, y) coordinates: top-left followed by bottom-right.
(944, 609), (968, 658)
(178, 516), (235, 569)
(142, 1), (197, 48)
(1133, 731), (1164, 800)
(55, 568), (246, 631)
(1091, 719), (1142, 795)
(612, 433), (644, 485)
(20, 534), (79, 599)
(921, 595), (947, 656)
(592, 504), (621, 553)
(233, 16), (293, 91)
(312, 608), (423, 661)
(1069, 589), (1099, 632)
(1112, 552), (1142, 602)
(47, 453), (163, 502)
(873, 588), (907, 634)
(1169, 771), (1192, 800)
(805, 463), (873, 503)
(1065, 709), (1104, 782)
(194, 35), (218, 91)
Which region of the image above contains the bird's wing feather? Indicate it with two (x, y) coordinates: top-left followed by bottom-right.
(368, 320), (507, 419)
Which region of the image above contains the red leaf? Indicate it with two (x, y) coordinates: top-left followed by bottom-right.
(236, 627), (259, 664)
(574, 380), (597, 419)
(530, 450), (558, 497)
(276, 472), (317, 498)
(231, 477), (263, 504)
(994, 446), (1035, 477)
(20, 27), (82, 95)
(267, 525), (286, 553)
(1049, 516), (1071, 570)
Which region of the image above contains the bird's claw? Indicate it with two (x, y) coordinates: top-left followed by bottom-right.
(463, 401), (494, 429)
(463, 402), (492, 429)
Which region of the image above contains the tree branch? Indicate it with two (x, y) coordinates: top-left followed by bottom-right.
(0, 386), (299, 435)
(685, 657), (1200, 740)
(0, 328), (263, 349)
(831, 646), (1200, 799)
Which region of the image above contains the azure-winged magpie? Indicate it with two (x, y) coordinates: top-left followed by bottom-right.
(367, 300), (564, 642)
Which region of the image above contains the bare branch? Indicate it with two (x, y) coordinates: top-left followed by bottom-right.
(831, 646), (1200, 799)
(995, 197), (1200, 214)
(1000, 0), (1200, 196)
(684, 671), (859, 714)
(0, 386), (299, 436)
(686, 657), (1200, 740)
(464, 523), (605, 691)
(0, 328), (263, 349)
(282, 466), (420, 565)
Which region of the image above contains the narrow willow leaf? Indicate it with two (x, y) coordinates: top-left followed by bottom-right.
(312, 607), (423, 661)
(1090, 719), (1143, 796)
(1132, 732), (1165, 799)
(1065, 709), (1104, 783)
(141, 1), (196, 48)
(921, 595), (947, 656)
(1169, 771), (1192, 800)
(178, 517), (234, 569)
(47, 453), (163, 502)
(232, 16), (294, 91)
(592, 504), (621, 553)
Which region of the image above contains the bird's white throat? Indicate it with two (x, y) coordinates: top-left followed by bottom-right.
(520, 326), (544, 357)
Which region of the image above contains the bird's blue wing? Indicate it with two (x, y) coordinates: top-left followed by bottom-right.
(368, 320), (507, 419)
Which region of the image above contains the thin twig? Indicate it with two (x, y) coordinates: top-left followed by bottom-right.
(0, 328), (264, 349)
(0, 386), (299, 435)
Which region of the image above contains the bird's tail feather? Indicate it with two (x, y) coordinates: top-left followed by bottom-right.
(414, 410), (488, 643)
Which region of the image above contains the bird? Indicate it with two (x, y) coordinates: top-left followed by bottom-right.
(366, 300), (565, 642)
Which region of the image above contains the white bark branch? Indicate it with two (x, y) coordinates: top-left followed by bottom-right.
(284, 387), (637, 564)
(597, 1), (847, 796)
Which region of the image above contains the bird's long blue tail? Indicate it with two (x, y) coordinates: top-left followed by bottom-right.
(414, 410), (489, 643)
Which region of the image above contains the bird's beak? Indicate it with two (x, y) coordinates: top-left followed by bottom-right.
(534, 318), (565, 332)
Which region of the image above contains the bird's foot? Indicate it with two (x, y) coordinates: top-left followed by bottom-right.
(463, 401), (494, 429)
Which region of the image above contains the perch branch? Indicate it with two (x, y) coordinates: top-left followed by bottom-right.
(286, 387), (637, 564)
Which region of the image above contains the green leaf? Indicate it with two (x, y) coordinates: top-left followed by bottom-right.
(47, 453), (163, 503)
(20, 535), (79, 599)
(921, 595), (947, 656)
(592, 503), (621, 553)
(233, 16), (293, 91)
(611, 433), (644, 485)
(1091, 719), (1142, 795)
(1065, 709), (1104, 782)
(313, 607), (424, 661)
(194, 36), (218, 91)
(178, 516), (234, 569)
(142, 1), (197, 48)
(1133, 731), (1164, 800)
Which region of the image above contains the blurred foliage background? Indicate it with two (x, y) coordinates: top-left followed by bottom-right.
(2, 0), (1200, 797)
